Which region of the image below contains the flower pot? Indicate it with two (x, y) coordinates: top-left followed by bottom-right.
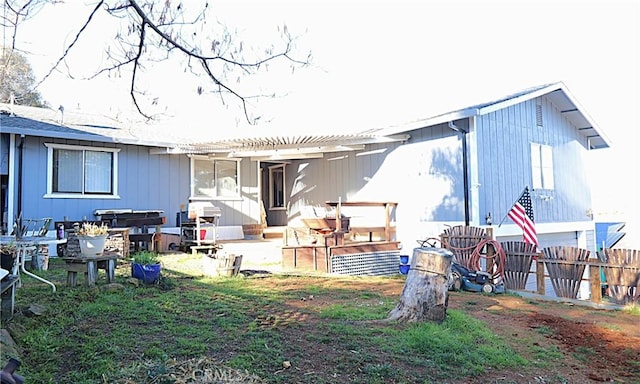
(1, 252), (15, 270)
(1, 252), (17, 276)
(131, 262), (162, 284)
(78, 235), (108, 256)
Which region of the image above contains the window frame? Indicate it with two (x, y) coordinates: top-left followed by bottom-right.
(530, 142), (554, 190)
(189, 156), (242, 201)
(268, 163), (286, 210)
(44, 143), (120, 199)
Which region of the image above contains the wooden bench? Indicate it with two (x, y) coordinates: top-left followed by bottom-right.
(324, 201), (398, 243)
(61, 253), (119, 287)
(1, 275), (20, 320)
(109, 215), (166, 252)
(190, 245), (218, 256)
(349, 226), (397, 242)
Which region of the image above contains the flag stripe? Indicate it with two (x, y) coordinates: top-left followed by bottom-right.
(508, 187), (538, 247)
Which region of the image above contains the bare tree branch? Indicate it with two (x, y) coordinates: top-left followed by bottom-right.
(31, 1), (105, 91)
(4, 0), (311, 124)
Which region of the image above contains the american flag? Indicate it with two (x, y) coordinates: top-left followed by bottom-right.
(508, 187), (538, 247)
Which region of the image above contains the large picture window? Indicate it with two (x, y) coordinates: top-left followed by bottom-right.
(531, 143), (554, 190)
(45, 143), (119, 198)
(192, 157), (240, 199)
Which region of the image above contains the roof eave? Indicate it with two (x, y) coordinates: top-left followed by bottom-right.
(1, 126), (180, 148)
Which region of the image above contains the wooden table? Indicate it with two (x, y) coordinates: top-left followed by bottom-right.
(62, 253), (120, 287)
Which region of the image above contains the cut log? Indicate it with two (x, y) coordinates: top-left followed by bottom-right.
(388, 247), (453, 323)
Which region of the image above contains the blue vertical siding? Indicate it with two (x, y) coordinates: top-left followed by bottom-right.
(17, 137), (192, 226)
(13, 136), (262, 228)
(1, 134), (10, 174)
(476, 96), (592, 225)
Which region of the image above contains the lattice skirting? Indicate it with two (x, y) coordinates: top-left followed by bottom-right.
(331, 251), (401, 276)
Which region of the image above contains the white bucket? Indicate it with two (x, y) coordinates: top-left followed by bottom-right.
(78, 235), (108, 256)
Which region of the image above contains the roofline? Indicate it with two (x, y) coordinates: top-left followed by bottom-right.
(553, 83), (612, 148)
(0, 126), (176, 148)
(379, 82), (611, 149)
(1, 82), (612, 152)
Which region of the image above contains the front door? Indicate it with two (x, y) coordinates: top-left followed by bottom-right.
(260, 162), (287, 226)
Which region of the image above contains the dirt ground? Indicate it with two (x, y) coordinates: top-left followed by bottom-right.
(245, 275), (640, 384)
(447, 292), (640, 383)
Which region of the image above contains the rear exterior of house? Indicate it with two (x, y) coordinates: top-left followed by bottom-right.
(280, 84), (608, 252)
(1, 82), (609, 254)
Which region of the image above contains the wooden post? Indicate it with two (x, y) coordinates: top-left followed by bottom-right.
(335, 198), (342, 232)
(388, 247), (453, 323)
(384, 203), (391, 241)
(536, 259), (545, 295)
(86, 260), (97, 287)
(485, 227), (495, 279)
(154, 227), (162, 252)
(589, 264), (602, 303)
(106, 258), (116, 283)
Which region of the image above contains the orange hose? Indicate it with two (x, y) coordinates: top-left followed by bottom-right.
(469, 239), (506, 282)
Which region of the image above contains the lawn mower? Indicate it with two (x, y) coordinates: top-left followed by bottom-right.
(415, 237), (505, 294)
(449, 261), (505, 294)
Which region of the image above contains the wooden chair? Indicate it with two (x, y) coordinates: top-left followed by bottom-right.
(440, 225), (490, 270)
(501, 241), (538, 290)
(540, 246), (590, 299)
(10, 217), (53, 271)
(11, 217), (52, 238)
(603, 248), (640, 304)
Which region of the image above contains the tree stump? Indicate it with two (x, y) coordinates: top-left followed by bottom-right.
(388, 247), (453, 323)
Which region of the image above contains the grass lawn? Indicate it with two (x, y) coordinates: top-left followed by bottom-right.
(2, 252), (638, 383)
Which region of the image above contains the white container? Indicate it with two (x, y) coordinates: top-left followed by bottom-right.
(78, 235), (108, 256)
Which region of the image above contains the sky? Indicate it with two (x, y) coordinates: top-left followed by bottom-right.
(7, 0), (640, 223)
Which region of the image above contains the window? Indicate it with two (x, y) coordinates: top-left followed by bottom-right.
(531, 143), (554, 190)
(269, 164), (286, 209)
(45, 143), (119, 198)
(191, 157), (240, 199)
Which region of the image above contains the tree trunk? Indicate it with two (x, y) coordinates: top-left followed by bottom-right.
(388, 247), (453, 323)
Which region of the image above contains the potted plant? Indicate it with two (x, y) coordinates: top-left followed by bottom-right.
(0, 241), (18, 276)
(76, 222), (110, 256)
(131, 250), (162, 284)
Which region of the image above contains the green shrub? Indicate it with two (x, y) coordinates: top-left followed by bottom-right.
(131, 250), (160, 265)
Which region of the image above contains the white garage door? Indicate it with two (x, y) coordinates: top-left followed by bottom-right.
(497, 232), (578, 248)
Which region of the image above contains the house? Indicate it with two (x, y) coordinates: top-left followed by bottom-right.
(0, 82), (610, 254)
